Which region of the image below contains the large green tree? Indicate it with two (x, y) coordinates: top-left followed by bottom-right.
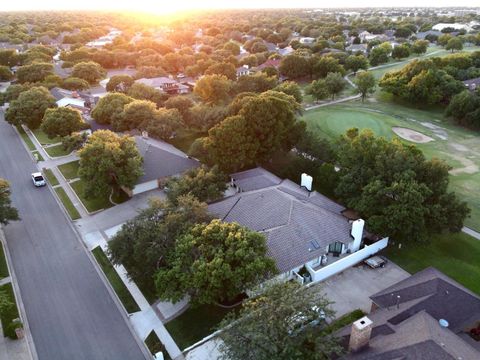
(71, 61), (106, 84)
(106, 75), (134, 92)
(279, 54), (310, 79)
(41, 107), (86, 138)
(91, 92), (133, 127)
(78, 130), (143, 197)
(273, 81), (303, 103)
(16, 63), (54, 83)
(108, 195), (211, 295)
(445, 90), (480, 129)
(335, 129), (470, 243)
(354, 71), (376, 103)
(345, 54), (369, 74)
(0, 179), (19, 225)
(194, 74), (233, 104)
(218, 282), (341, 360)
(306, 79), (329, 101)
(155, 219), (276, 305)
(324, 72), (346, 100)
(165, 166), (226, 205)
(445, 37), (463, 53)
(127, 83), (169, 107)
(5, 86), (56, 129)
(0, 66), (13, 81)
(205, 91), (304, 172)
(143, 108), (182, 140)
(313, 56), (345, 79)
(120, 99), (157, 131)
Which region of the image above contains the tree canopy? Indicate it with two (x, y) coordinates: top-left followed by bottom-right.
(41, 107), (86, 138)
(91, 92), (133, 127)
(108, 195), (211, 296)
(5, 86), (56, 129)
(335, 129), (469, 243)
(204, 91), (305, 172)
(354, 71), (376, 103)
(194, 74), (233, 104)
(78, 130), (143, 197)
(71, 61), (106, 84)
(16, 62), (54, 83)
(155, 219), (276, 305)
(218, 282), (341, 360)
(165, 166), (226, 205)
(106, 75), (134, 92)
(0, 178), (19, 226)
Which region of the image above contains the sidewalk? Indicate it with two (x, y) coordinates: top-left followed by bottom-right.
(50, 166), (89, 218)
(463, 226), (480, 241)
(84, 225), (184, 360)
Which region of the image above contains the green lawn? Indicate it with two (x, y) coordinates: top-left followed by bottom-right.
(165, 304), (239, 350)
(0, 244), (9, 279)
(324, 309), (365, 334)
(145, 331), (172, 360)
(15, 125), (35, 151)
(44, 144), (71, 158)
(58, 161), (80, 180)
(385, 232), (480, 295)
(168, 129), (205, 154)
(31, 129), (61, 145)
(31, 151), (44, 162)
(70, 180), (114, 213)
(54, 187), (81, 220)
(91, 247), (140, 314)
(43, 168), (59, 186)
(0, 283), (20, 339)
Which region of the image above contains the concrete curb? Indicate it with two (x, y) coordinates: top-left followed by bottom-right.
(0, 227), (37, 360)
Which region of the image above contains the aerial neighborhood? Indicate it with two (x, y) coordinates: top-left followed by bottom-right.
(0, 5), (480, 360)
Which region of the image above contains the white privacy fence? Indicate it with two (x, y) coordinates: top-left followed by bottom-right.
(306, 238), (389, 284)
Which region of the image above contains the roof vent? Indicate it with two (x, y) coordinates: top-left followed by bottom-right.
(439, 319), (449, 328)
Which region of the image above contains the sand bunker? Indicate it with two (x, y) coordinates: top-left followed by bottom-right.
(392, 127), (434, 144)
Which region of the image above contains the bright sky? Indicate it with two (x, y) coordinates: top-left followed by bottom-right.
(1, 1), (479, 13)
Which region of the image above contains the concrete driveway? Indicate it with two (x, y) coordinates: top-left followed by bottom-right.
(315, 262), (410, 318)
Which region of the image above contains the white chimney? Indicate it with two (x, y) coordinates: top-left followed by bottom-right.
(301, 173), (313, 191)
(349, 316), (373, 352)
(350, 219), (365, 252)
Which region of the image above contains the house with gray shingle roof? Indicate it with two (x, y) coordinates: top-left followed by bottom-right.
(337, 267), (480, 359)
(209, 167), (389, 284)
(129, 135), (199, 196)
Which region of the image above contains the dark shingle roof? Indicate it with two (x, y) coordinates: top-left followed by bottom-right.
(339, 268), (480, 360)
(135, 136), (199, 183)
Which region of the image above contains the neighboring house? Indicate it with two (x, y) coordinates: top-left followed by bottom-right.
(253, 58), (281, 72)
(346, 44), (368, 54)
(50, 87), (97, 113)
(264, 41), (278, 52)
(416, 30), (443, 40)
(208, 167), (389, 286)
(463, 77), (480, 91)
(135, 77), (189, 95)
(277, 46), (294, 56)
(337, 267), (480, 359)
(236, 65), (251, 78)
(358, 31), (372, 42)
(432, 23), (472, 32)
(130, 135), (199, 196)
(299, 37), (316, 45)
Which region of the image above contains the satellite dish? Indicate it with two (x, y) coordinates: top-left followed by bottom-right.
(439, 319), (449, 328)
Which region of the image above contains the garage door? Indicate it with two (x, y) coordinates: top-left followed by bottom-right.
(132, 180), (158, 195)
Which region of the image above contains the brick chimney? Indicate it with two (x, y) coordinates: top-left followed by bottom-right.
(349, 316), (373, 352)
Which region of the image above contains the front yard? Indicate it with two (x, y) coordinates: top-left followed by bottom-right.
(0, 283), (20, 339)
(165, 304), (239, 351)
(385, 232), (480, 295)
(58, 160), (80, 180)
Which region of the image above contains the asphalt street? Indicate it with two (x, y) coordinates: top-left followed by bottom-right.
(0, 114), (147, 359)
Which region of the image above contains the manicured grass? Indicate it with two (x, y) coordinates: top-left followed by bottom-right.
(54, 187), (81, 220)
(58, 160), (80, 180)
(31, 128), (61, 145)
(43, 168), (59, 186)
(145, 331), (172, 360)
(15, 125), (35, 151)
(44, 144), (71, 158)
(0, 244), (9, 279)
(31, 151), (44, 162)
(0, 283), (20, 339)
(91, 247), (140, 314)
(70, 180), (114, 213)
(165, 304), (238, 350)
(385, 232), (480, 295)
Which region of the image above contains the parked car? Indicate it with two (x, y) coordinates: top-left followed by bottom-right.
(31, 172), (46, 187)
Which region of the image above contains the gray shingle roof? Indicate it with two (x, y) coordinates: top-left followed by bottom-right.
(135, 136), (199, 183)
(209, 168), (352, 273)
(339, 267), (480, 360)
